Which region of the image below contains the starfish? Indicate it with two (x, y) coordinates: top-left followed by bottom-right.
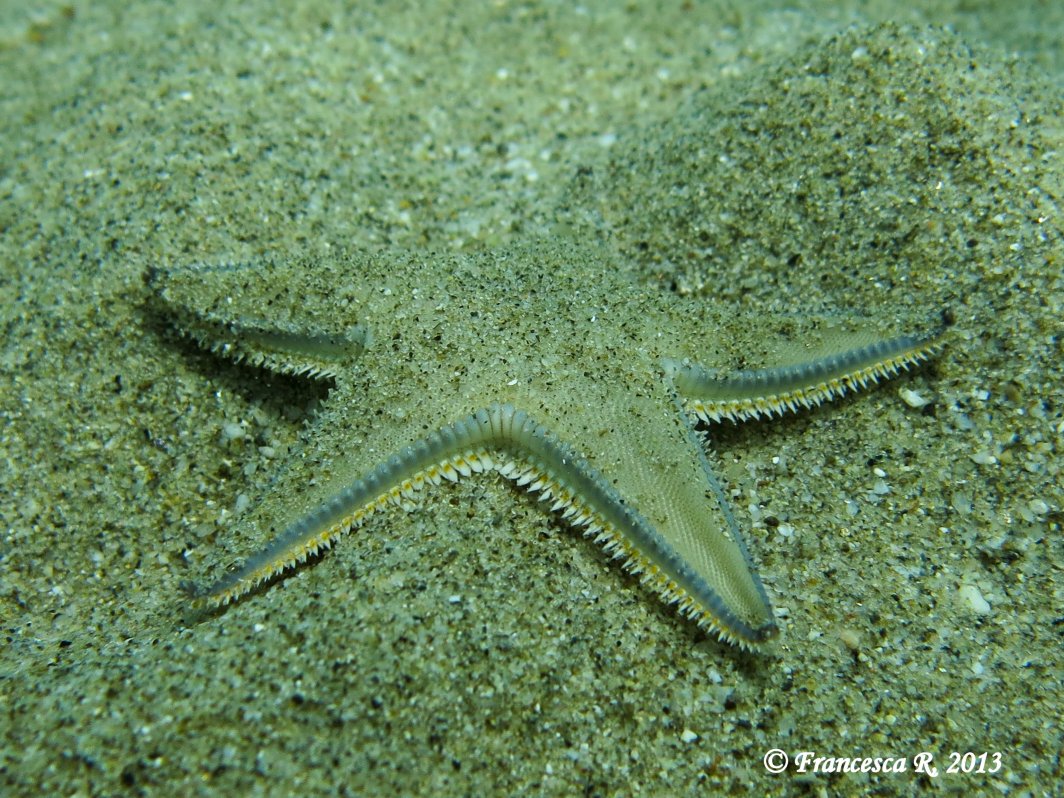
(152, 238), (942, 648)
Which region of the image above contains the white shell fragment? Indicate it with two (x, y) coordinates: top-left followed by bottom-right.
(899, 386), (931, 408)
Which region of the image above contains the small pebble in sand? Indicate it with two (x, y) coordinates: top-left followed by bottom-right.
(958, 584), (991, 615)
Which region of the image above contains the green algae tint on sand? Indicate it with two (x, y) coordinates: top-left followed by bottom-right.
(1, 3), (1061, 796)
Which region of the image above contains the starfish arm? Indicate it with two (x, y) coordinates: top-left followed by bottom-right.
(666, 324), (946, 423)
(187, 399), (778, 648)
(148, 260), (371, 379)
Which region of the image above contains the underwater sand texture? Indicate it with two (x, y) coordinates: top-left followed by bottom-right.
(1, 2), (1061, 795)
